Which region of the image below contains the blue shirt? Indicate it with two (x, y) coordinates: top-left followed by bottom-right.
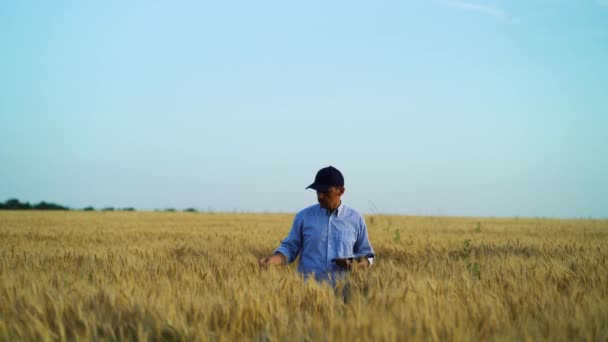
(274, 202), (375, 283)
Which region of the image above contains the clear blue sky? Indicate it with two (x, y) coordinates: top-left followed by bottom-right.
(1, 1), (607, 218)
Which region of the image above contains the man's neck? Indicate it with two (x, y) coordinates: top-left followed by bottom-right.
(327, 200), (342, 214)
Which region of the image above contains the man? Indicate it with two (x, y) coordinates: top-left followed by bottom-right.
(258, 166), (375, 283)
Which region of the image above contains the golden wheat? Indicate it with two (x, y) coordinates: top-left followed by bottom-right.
(0, 211), (607, 341)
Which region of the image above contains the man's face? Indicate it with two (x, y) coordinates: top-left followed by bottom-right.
(316, 186), (345, 209)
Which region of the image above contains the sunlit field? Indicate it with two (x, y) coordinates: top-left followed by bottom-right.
(1, 211), (607, 340)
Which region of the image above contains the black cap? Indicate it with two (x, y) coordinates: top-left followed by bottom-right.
(306, 166), (344, 192)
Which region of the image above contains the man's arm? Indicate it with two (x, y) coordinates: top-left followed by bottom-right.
(353, 216), (375, 268)
(258, 212), (304, 267)
(258, 252), (286, 266)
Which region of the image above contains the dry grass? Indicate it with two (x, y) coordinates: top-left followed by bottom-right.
(0, 211), (607, 341)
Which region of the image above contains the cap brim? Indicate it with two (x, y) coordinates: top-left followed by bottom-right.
(306, 183), (331, 192)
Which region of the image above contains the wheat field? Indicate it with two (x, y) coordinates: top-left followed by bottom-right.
(0, 211), (607, 341)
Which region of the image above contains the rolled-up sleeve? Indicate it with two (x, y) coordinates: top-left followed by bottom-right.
(354, 216), (375, 265)
(274, 212), (304, 263)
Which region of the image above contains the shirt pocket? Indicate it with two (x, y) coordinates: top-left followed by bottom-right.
(336, 225), (358, 257)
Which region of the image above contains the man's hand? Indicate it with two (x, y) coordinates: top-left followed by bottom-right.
(334, 258), (352, 269)
(335, 257), (370, 270)
(258, 253), (286, 267)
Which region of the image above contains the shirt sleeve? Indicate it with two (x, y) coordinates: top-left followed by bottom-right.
(274, 212), (304, 263)
(354, 215), (375, 266)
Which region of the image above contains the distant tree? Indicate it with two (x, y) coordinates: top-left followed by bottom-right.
(121, 207), (136, 211)
(1, 198), (71, 210)
(83, 206), (95, 211)
(184, 208), (198, 212)
(164, 208), (176, 212)
(32, 201), (69, 210)
(101, 207), (115, 211)
(1, 198), (32, 210)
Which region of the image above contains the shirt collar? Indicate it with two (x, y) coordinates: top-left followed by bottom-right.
(321, 201), (344, 217)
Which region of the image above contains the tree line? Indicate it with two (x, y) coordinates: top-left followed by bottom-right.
(0, 198), (202, 212)
(0, 198), (69, 210)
